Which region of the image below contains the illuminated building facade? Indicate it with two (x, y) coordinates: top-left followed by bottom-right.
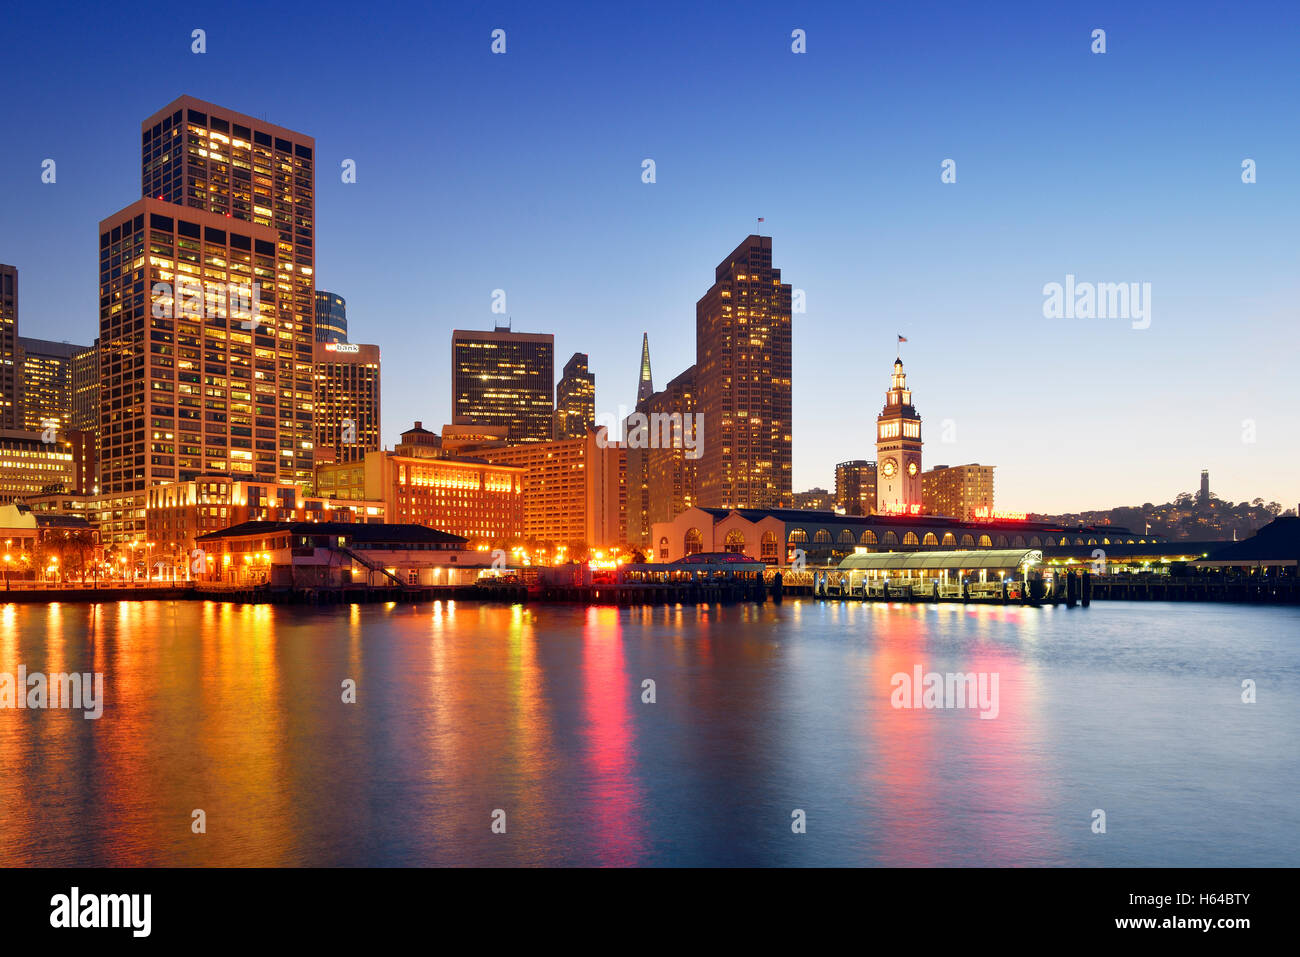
(141, 96), (317, 486)
(875, 359), (923, 515)
(17, 337), (86, 434)
(835, 460), (877, 516)
(146, 474), (383, 570)
(97, 199), (291, 544)
(484, 430), (625, 550)
(923, 464), (995, 520)
(314, 290), (347, 344)
(0, 428), (75, 504)
(553, 352), (595, 440)
(625, 336), (654, 549)
(642, 365), (698, 535)
(313, 340), (380, 464)
(315, 430), (524, 546)
(792, 488), (833, 510)
(0, 265), (16, 430)
(71, 342), (99, 433)
(695, 235), (792, 509)
(451, 326), (554, 444)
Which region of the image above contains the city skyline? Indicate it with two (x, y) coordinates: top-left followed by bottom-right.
(0, 2), (1296, 513)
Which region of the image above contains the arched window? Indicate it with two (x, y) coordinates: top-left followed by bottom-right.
(1013, 535), (1025, 547)
(813, 529), (832, 544)
(684, 528), (703, 556)
(1075, 537), (1086, 546)
(860, 529), (878, 545)
(1102, 537), (1110, 545)
(760, 531), (777, 563)
(788, 528), (808, 545)
(724, 529), (745, 554)
(1059, 537), (1070, 546)
(883, 531), (898, 545)
(903, 532), (919, 545)
(995, 535), (1008, 548)
(978, 534), (992, 547)
(658, 536), (669, 562)
(1087, 538), (1097, 546)
(922, 532), (938, 546)
(1029, 536), (1041, 547)
(837, 529), (855, 546)
(961, 534), (975, 547)
(941, 532), (956, 547)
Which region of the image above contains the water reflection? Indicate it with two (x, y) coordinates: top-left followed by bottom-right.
(0, 598), (1296, 866)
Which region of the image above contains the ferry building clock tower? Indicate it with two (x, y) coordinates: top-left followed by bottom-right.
(875, 357), (923, 514)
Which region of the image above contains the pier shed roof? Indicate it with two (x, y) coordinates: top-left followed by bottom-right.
(836, 548), (1042, 572)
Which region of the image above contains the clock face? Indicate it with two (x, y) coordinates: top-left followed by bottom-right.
(907, 462), (918, 476)
(881, 458), (897, 478)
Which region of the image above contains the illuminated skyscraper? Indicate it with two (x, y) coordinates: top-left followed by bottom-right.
(0, 264), (17, 430)
(17, 337), (84, 434)
(637, 332), (654, 404)
(451, 326), (554, 443)
(695, 235), (792, 509)
(141, 96), (317, 485)
(313, 341), (381, 464)
(835, 460), (877, 516)
(96, 199), (287, 544)
(553, 352), (595, 440)
(315, 290), (347, 344)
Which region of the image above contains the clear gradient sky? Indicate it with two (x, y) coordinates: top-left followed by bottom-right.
(1, 0), (1296, 512)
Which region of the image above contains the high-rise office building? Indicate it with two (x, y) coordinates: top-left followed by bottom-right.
(0, 429), (74, 504)
(642, 365), (698, 533)
(695, 235), (792, 509)
(451, 326), (554, 443)
(922, 464), (994, 520)
(625, 336), (654, 549)
(17, 337), (86, 434)
(0, 265), (17, 430)
(97, 199), (288, 543)
(485, 430), (624, 550)
(141, 96), (317, 486)
(313, 341), (381, 465)
(875, 358), (923, 515)
(637, 332), (654, 404)
(835, 460), (877, 516)
(315, 290), (347, 344)
(553, 352), (595, 440)
(71, 342), (99, 433)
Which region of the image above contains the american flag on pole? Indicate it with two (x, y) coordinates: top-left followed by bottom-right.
(757, 217), (764, 222)
(898, 335), (908, 343)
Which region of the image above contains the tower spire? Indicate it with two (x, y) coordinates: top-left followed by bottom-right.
(637, 332), (654, 404)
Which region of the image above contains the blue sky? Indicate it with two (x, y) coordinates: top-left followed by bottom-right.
(1, 0), (1296, 511)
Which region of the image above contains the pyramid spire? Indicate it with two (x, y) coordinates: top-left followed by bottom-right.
(636, 332), (654, 404)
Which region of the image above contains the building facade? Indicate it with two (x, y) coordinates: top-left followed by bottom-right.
(71, 342), (99, 433)
(640, 364), (698, 536)
(146, 474), (384, 573)
(652, 505), (1147, 568)
(141, 96), (317, 487)
(875, 358), (923, 515)
(17, 337), (86, 434)
(484, 429), (625, 551)
(792, 488), (833, 511)
(694, 235), (792, 509)
(0, 429), (76, 504)
(451, 326), (554, 443)
(313, 340), (380, 464)
(923, 464), (995, 520)
(553, 352), (595, 440)
(97, 199), (291, 543)
(835, 460), (877, 516)
(0, 265), (17, 430)
(314, 290), (347, 344)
